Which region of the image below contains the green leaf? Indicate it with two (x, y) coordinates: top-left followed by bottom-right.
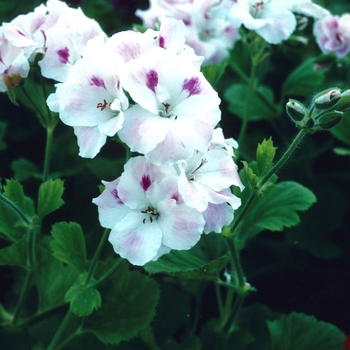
(65, 284), (102, 317)
(37, 178), (65, 218)
(238, 181), (316, 243)
(11, 158), (41, 182)
(331, 110), (350, 146)
(0, 179), (35, 241)
(224, 83), (276, 121)
(0, 237), (27, 266)
(84, 262), (160, 345)
(144, 234), (230, 282)
(256, 137), (277, 177)
(50, 222), (87, 274)
(267, 312), (345, 350)
(1, 178), (35, 217)
(201, 58), (229, 88)
(282, 58), (326, 98)
(35, 248), (79, 312)
(0, 121), (7, 151)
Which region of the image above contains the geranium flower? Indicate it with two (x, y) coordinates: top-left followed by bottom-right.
(176, 142), (243, 212)
(47, 40), (128, 158)
(314, 14), (350, 58)
(92, 156), (205, 266)
(136, 0), (239, 65)
(118, 46), (221, 165)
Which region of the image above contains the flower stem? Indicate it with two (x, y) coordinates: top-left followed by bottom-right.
(47, 310), (73, 350)
(0, 193), (30, 226)
(257, 128), (307, 188)
(84, 228), (110, 286)
(42, 125), (55, 182)
(237, 61), (258, 150)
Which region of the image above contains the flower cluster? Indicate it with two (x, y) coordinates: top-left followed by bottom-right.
(210, 0), (329, 44)
(0, 0), (105, 91)
(136, 0), (240, 65)
(313, 13), (350, 58)
(21, 1), (245, 265)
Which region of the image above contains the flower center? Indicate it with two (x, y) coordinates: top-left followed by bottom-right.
(252, 1), (265, 17)
(141, 206), (160, 223)
(188, 158), (208, 181)
(157, 102), (178, 119)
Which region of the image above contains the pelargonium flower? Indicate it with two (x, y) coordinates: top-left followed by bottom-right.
(0, 0), (105, 83)
(211, 0), (297, 44)
(38, 9), (105, 82)
(92, 156), (205, 266)
(175, 135), (244, 213)
(136, 0), (239, 65)
(0, 34), (30, 92)
(47, 39), (128, 158)
(118, 46), (221, 165)
(313, 14), (350, 58)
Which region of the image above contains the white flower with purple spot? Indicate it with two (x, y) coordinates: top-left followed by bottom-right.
(92, 156), (205, 266)
(47, 43), (128, 158)
(176, 145), (243, 212)
(118, 46), (221, 165)
(313, 13), (350, 58)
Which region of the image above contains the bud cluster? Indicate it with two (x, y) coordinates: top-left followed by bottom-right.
(286, 87), (350, 132)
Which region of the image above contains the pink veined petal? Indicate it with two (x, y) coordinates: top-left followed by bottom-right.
(109, 211), (163, 266)
(118, 104), (172, 155)
(73, 126), (107, 158)
(177, 166), (208, 211)
(157, 199), (204, 250)
(117, 156), (156, 210)
(92, 178), (131, 228)
(203, 201), (234, 234)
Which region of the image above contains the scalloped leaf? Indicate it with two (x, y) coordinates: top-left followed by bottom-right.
(256, 137), (277, 177)
(37, 178), (65, 218)
(268, 312), (345, 350)
(50, 222), (86, 274)
(0, 236), (27, 266)
(84, 262), (159, 345)
(64, 284), (102, 317)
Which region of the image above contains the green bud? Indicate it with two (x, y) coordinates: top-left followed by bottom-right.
(313, 87), (341, 110)
(286, 99), (308, 122)
(333, 89), (350, 113)
(318, 111), (343, 130)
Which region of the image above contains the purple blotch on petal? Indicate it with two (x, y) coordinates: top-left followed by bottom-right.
(111, 189), (123, 204)
(182, 77), (201, 97)
(159, 36), (165, 48)
(146, 69), (158, 92)
(90, 76), (106, 89)
(140, 175), (152, 192)
(57, 47), (69, 64)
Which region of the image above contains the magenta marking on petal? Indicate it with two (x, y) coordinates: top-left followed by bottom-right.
(90, 76), (106, 88)
(182, 77), (201, 97)
(16, 29), (26, 37)
(171, 193), (180, 203)
(111, 189), (123, 204)
(159, 36), (165, 48)
(146, 69), (158, 92)
(57, 47), (69, 64)
(140, 175), (152, 192)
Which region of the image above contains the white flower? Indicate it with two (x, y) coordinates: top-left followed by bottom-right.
(47, 41), (128, 158)
(118, 46), (221, 165)
(92, 157), (205, 266)
(314, 14), (350, 58)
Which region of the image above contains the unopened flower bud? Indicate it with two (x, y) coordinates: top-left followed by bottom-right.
(318, 111), (343, 130)
(333, 89), (350, 113)
(313, 88), (341, 110)
(286, 99), (308, 122)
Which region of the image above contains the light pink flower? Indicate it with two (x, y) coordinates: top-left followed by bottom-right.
(118, 46), (221, 165)
(92, 156), (205, 266)
(314, 14), (350, 58)
(136, 0), (239, 65)
(47, 41), (128, 158)
(0, 34), (30, 91)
